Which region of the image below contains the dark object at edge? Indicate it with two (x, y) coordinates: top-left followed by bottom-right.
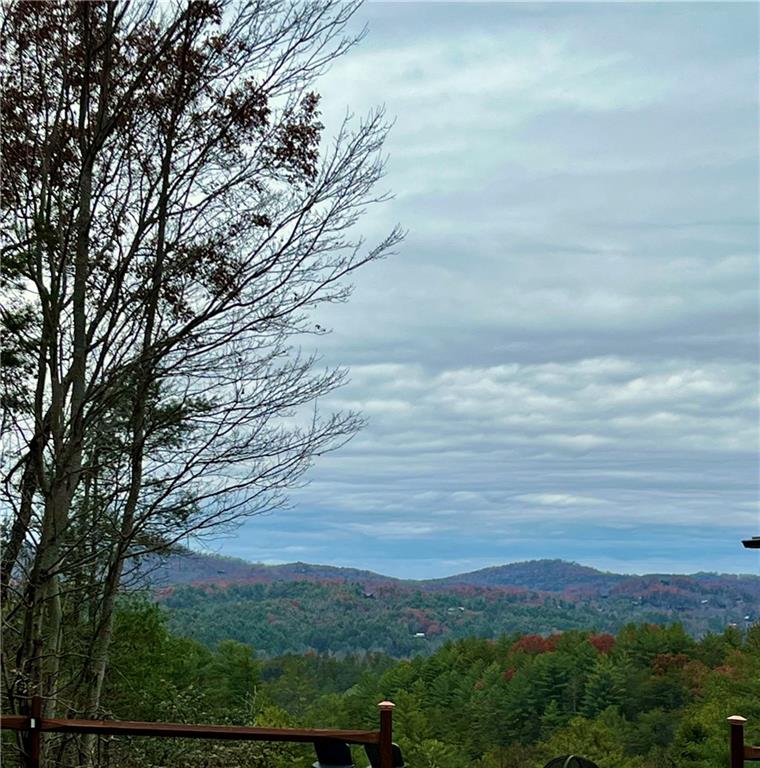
(313, 739), (354, 767)
(544, 756), (601, 768)
(365, 742), (405, 768)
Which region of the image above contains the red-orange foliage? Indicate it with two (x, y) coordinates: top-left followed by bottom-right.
(588, 633), (616, 654)
(651, 652), (690, 675)
(501, 667), (516, 682)
(510, 634), (559, 654)
(714, 664), (738, 678)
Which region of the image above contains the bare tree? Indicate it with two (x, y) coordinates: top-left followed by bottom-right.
(0, 1), (401, 763)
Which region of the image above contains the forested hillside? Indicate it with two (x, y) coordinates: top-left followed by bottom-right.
(149, 551), (400, 588)
(161, 580), (617, 656)
(155, 554), (760, 656)
(92, 598), (760, 768)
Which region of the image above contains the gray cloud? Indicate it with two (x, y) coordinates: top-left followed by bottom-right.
(225, 2), (758, 577)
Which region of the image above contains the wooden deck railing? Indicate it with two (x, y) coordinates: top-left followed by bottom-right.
(729, 715), (760, 768)
(11, 705), (752, 767)
(1, 697), (396, 768)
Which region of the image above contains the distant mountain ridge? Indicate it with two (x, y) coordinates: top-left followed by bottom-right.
(153, 550), (760, 656)
(150, 551), (399, 588)
(428, 559), (625, 593)
(151, 549), (760, 600)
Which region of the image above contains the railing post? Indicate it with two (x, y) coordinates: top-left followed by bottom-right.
(728, 715), (746, 768)
(29, 695), (42, 768)
(378, 701), (395, 768)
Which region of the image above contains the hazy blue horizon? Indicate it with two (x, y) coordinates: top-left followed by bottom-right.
(190, 544), (760, 581)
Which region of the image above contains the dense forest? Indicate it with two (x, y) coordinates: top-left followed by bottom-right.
(11, 597), (753, 768)
(159, 573), (759, 657)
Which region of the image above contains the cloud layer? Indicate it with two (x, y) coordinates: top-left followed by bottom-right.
(223, 2), (759, 578)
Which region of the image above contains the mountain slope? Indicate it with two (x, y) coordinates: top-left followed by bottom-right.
(148, 550), (397, 587)
(151, 550), (760, 656)
(428, 559), (625, 593)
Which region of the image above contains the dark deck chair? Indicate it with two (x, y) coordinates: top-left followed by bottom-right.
(313, 740), (355, 768)
(364, 742), (406, 768)
(543, 756), (600, 768)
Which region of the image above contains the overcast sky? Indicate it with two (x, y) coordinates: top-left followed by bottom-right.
(218, 2), (759, 579)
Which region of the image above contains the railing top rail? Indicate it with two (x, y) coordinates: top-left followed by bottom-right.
(0, 716), (28, 730)
(0, 715), (380, 745)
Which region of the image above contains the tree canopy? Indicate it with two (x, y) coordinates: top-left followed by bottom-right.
(1, 4), (400, 763)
